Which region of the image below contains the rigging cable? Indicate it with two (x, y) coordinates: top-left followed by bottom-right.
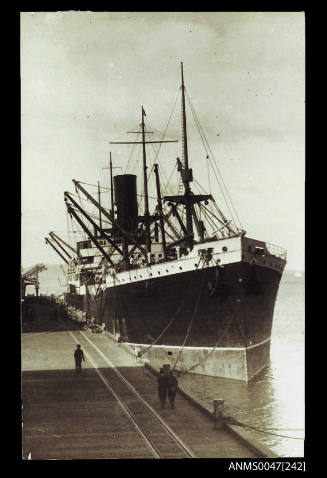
(185, 89), (236, 221)
(198, 203), (223, 235)
(125, 130), (140, 173)
(146, 85), (181, 194)
(193, 177), (236, 235)
(162, 160), (178, 197)
(180, 265), (253, 374)
(185, 89), (243, 232)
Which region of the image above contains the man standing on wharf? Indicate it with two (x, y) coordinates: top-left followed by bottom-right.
(167, 371), (178, 409)
(74, 344), (85, 373)
(157, 368), (168, 408)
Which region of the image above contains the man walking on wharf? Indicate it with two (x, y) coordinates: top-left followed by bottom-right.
(74, 344), (85, 373)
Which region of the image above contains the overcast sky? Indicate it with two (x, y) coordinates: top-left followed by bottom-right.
(21, 11), (305, 271)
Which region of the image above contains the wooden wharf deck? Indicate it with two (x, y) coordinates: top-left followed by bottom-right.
(21, 312), (265, 460)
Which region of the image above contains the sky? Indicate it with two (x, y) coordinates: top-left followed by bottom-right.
(21, 11), (305, 271)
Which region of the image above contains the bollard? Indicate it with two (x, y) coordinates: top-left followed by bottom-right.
(213, 399), (224, 430)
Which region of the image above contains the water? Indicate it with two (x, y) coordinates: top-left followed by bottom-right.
(177, 271), (305, 457)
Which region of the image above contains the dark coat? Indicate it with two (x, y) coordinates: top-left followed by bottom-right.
(167, 374), (178, 392)
(74, 348), (85, 362)
(157, 374), (168, 390)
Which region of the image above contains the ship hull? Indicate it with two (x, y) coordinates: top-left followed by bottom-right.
(128, 337), (271, 381)
(91, 262), (281, 344)
(64, 292), (85, 311)
(65, 258), (281, 381)
(64, 232), (284, 382)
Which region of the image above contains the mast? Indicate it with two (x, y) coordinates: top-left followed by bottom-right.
(97, 181), (102, 231)
(110, 152), (114, 220)
(141, 106), (151, 253)
(109, 111), (177, 257)
(163, 65), (212, 248)
(154, 163), (167, 260)
(180, 62), (194, 246)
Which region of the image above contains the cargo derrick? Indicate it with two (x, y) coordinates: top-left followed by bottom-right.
(71, 179), (148, 270)
(48, 233), (72, 260)
(49, 232), (77, 256)
(45, 237), (69, 264)
(65, 202), (115, 268)
(64, 192), (122, 263)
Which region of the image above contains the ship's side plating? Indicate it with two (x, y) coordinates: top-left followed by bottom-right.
(77, 236), (285, 381)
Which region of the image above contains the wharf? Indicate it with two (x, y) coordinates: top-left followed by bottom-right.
(21, 301), (276, 460)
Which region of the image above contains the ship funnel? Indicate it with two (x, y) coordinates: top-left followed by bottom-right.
(114, 174), (138, 233)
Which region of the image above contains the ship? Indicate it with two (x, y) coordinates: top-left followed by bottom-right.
(45, 63), (287, 381)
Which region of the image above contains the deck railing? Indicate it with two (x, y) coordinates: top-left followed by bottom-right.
(265, 242), (287, 261)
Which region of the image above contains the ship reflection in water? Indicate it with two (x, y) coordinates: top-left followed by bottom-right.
(177, 273), (304, 457)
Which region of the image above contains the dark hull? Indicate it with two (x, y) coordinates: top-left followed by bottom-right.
(64, 292), (85, 311)
(90, 261), (281, 347)
(64, 261), (282, 380)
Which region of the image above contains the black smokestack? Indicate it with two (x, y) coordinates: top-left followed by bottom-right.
(114, 174), (138, 233)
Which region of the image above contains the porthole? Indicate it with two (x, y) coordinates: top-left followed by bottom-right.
(179, 266), (183, 270)
(195, 264), (198, 268)
(166, 269), (169, 273)
(222, 246), (228, 252)
(158, 271), (161, 275)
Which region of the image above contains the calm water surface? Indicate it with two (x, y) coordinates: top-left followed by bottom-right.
(178, 272), (305, 457)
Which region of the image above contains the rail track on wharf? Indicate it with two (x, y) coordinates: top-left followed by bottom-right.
(68, 329), (196, 459)
(22, 309), (259, 459)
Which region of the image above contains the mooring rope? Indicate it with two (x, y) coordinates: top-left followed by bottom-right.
(138, 255), (204, 357)
(172, 260), (207, 371)
(224, 417), (305, 440)
(179, 265), (253, 374)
